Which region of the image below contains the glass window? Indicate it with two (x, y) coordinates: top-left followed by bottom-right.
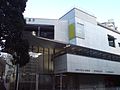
(39, 26), (54, 39)
(118, 43), (120, 47)
(25, 24), (54, 39)
(76, 23), (85, 39)
(108, 35), (116, 47)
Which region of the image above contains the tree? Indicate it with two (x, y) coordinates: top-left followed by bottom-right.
(0, 0), (29, 67)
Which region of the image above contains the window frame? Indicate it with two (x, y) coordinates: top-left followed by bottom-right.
(108, 35), (116, 47)
(76, 22), (85, 39)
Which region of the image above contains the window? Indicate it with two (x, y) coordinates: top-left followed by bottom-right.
(76, 22), (85, 39)
(39, 25), (54, 39)
(108, 35), (116, 47)
(118, 43), (120, 47)
(28, 18), (31, 22)
(25, 25), (54, 39)
(66, 45), (120, 62)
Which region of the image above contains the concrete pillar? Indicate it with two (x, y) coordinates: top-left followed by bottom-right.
(60, 74), (63, 90)
(36, 74), (39, 90)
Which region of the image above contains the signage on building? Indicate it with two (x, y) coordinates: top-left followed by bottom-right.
(69, 24), (75, 40)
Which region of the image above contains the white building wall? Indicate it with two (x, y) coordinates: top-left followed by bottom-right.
(54, 20), (69, 43)
(26, 8), (120, 55)
(74, 8), (97, 25)
(60, 9), (76, 44)
(75, 17), (120, 55)
(59, 8), (76, 25)
(59, 8), (75, 22)
(54, 54), (120, 75)
(59, 8), (120, 55)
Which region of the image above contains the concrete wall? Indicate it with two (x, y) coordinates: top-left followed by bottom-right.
(60, 8), (120, 55)
(26, 8), (120, 55)
(67, 74), (105, 90)
(54, 54), (67, 73)
(59, 8), (75, 22)
(75, 8), (97, 25)
(54, 54), (120, 75)
(60, 8), (96, 24)
(75, 17), (120, 55)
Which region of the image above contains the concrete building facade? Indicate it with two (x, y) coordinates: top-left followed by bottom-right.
(9, 8), (120, 90)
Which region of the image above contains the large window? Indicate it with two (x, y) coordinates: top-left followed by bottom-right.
(118, 43), (120, 47)
(25, 25), (54, 39)
(39, 25), (54, 39)
(108, 35), (116, 47)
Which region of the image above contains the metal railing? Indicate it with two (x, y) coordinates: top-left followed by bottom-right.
(58, 87), (120, 90)
(30, 87), (120, 90)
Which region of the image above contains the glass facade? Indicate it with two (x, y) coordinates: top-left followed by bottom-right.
(7, 45), (55, 90)
(18, 46), (54, 90)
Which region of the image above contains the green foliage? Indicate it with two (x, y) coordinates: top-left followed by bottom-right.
(0, 0), (29, 67)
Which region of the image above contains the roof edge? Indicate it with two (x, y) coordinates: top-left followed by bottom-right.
(97, 22), (120, 34)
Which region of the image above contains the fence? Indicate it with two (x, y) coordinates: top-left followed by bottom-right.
(59, 87), (120, 90)
(27, 87), (120, 90)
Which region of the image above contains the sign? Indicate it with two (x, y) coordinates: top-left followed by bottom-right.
(69, 24), (75, 40)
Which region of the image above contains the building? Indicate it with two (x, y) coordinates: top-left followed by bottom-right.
(10, 8), (120, 90)
(0, 53), (15, 90)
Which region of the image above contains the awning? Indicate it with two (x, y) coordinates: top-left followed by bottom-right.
(23, 31), (68, 48)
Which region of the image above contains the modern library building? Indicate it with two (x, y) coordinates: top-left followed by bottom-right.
(7, 8), (120, 90)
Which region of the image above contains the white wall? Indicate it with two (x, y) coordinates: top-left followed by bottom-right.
(59, 8), (75, 22)
(54, 20), (69, 43)
(54, 54), (120, 75)
(26, 8), (120, 55)
(60, 8), (96, 24)
(75, 17), (120, 55)
(75, 8), (97, 25)
(59, 8), (120, 55)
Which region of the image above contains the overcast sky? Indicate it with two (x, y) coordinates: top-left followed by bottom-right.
(24, 0), (120, 30)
